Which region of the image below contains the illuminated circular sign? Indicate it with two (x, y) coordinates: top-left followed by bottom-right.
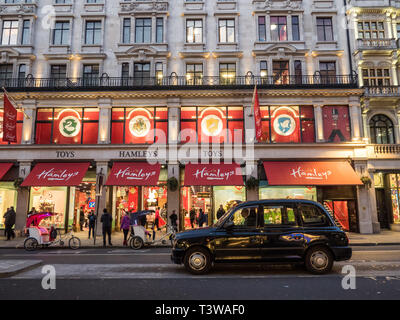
(201, 114), (223, 137)
(129, 115), (151, 137)
(273, 114), (296, 136)
(59, 116), (81, 138)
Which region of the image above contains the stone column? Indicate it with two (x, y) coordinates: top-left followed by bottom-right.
(245, 160), (258, 202)
(361, 101), (370, 142)
(244, 103), (255, 144)
(349, 99), (362, 142)
(313, 104), (324, 142)
(97, 98), (112, 144)
(20, 99), (36, 145)
(15, 161), (32, 233)
(95, 161), (109, 236)
(396, 107), (400, 144)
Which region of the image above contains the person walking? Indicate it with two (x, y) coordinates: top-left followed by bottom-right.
(120, 211), (130, 246)
(216, 205), (225, 220)
(87, 210), (96, 239)
(170, 210), (178, 232)
(79, 206), (85, 232)
(198, 209), (205, 227)
(4, 207), (16, 241)
(100, 208), (113, 247)
(189, 208), (196, 229)
(154, 207), (160, 231)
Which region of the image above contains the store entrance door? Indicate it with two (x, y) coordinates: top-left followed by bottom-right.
(324, 200), (357, 232)
(376, 189), (390, 229)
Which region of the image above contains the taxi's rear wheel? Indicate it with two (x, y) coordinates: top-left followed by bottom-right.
(184, 247), (212, 275)
(305, 246), (333, 274)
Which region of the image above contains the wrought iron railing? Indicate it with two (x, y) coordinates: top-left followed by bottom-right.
(0, 74), (358, 91)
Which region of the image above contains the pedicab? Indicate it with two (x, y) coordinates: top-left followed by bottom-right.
(128, 210), (176, 250)
(23, 212), (81, 251)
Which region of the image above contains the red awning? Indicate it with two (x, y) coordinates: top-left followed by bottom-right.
(0, 163), (13, 180)
(21, 162), (90, 187)
(184, 163), (244, 186)
(105, 162), (161, 186)
(263, 161), (363, 186)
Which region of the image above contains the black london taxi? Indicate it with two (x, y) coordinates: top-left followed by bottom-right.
(171, 199), (352, 275)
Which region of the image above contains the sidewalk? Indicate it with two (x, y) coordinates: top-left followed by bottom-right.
(0, 230), (399, 249)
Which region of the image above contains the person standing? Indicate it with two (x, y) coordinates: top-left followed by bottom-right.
(88, 210), (96, 239)
(120, 211), (130, 246)
(4, 207), (16, 241)
(189, 208), (196, 229)
(198, 209), (205, 227)
(79, 206), (85, 232)
(216, 205), (226, 220)
(27, 207), (37, 217)
(154, 207), (160, 231)
(170, 210), (178, 232)
(100, 208), (113, 247)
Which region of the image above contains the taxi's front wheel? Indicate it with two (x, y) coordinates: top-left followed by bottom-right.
(184, 247), (212, 275)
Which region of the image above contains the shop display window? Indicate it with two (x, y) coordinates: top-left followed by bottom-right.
(0, 108), (23, 145)
(259, 186), (317, 201)
(322, 106), (351, 142)
(35, 108), (99, 144)
(180, 106), (244, 144)
(111, 107), (168, 144)
(260, 106), (315, 143)
(0, 182), (17, 229)
(390, 174), (400, 224)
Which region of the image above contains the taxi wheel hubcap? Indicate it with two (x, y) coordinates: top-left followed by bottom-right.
(310, 251), (329, 270)
(189, 252), (206, 270)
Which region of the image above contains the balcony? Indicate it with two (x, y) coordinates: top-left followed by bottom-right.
(356, 38), (397, 51)
(364, 86), (400, 98)
(1, 74), (358, 92)
(373, 144), (400, 154)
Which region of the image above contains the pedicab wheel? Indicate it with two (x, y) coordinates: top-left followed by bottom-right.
(129, 236), (144, 250)
(24, 237), (39, 251)
(184, 247), (212, 275)
(68, 237), (81, 250)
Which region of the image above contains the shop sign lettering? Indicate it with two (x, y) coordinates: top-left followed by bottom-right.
(119, 150), (158, 158)
(193, 167), (235, 181)
(114, 167), (157, 181)
(56, 151), (76, 158)
(202, 150), (223, 158)
(37, 168), (80, 182)
(289, 167), (332, 180)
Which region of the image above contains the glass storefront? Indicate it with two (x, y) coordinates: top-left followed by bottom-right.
(0, 182), (17, 229)
(259, 186), (317, 201)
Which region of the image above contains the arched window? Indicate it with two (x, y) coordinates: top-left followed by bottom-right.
(369, 114), (395, 144)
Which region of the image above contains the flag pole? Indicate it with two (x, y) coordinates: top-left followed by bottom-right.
(2, 87), (30, 120)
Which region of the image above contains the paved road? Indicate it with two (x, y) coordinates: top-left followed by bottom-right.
(0, 246), (400, 300)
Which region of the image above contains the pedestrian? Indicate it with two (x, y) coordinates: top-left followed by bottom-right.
(120, 211), (130, 246)
(154, 207), (160, 231)
(100, 208), (113, 247)
(189, 208), (196, 229)
(198, 209), (205, 227)
(3, 208), (9, 237)
(27, 207), (37, 217)
(88, 210), (96, 239)
(4, 206), (16, 241)
(216, 205), (226, 220)
(79, 206), (85, 232)
(170, 210), (178, 232)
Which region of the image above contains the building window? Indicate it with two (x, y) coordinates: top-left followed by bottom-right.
(258, 16), (266, 41)
(0, 64), (13, 82)
(83, 64), (99, 86)
(18, 64), (26, 79)
(1, 21), (18, 45)
(35, 108), (99, 145)
(317, 17), (333, 41)
(259, 106), (315, 143)
(186, 63), (203, 85)
(156, 18), (163, 43)
(294, 60), (302, 84)
(186, 19), (202, 43)
(50, 64), (67, 86)
(260, 61), (268, 84)
(369, 114), (395, 144)
(135, 18), (151, 43)
(362, 68), (390, 86)
(121, 63), (129, 78)
(53, 21), (70, 45)
(292, 16), (300, 41)
(322, 106), (351, 142)
(180, 106), (244, 144)
(85, 21), (102, 45)
(218, 19), (235, 43)
(319, 61), (336, 84)
(155, 62), (163, 84)
(21, 20), (30, 45)
(358, 21), (385, 39)
(219, 63), (236, 85)
(133, 62), (150, 85)
(271, 16), (287, 41)
(122, 18), (131, 44)
(111, 107), (168, 144)
(272, 61), (289, 84)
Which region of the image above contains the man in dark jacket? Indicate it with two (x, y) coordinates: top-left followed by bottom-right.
(3, 207), (16, 240)
(216, 205), (226, 220)
(88, 211), (96, 240)
(189, 208), (196, 229)
(79, 207), (85, 231)
(170, 210), (178, 232)
(100, 208), (113, 247)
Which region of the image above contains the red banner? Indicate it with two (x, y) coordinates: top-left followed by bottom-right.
(2, 94), (17, 143)
(263, 161), (363, 186)
(184, 163), (243, 186)
(21, 162), (90, 186)
(105, 162), (161, 186)
(253, 86), (263, 142)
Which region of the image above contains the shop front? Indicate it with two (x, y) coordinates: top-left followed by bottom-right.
(180, 163), (245, 230)
(262, 161), (362, 232)
(0, 163), (17, 229)
(106, 162), (167, 230)
(21, 162), (92, 230)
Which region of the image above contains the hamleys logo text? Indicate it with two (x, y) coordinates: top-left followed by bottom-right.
(193, 167), (235, 180)
(114, 168), (156, 180)
(290, 167), (332, 180)
(37, 169), (80, 181)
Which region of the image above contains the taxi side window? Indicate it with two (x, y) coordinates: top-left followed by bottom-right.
(230, 207), (258, 228)
(263, 205), (297, 227)
(299, 205), (330, 227)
